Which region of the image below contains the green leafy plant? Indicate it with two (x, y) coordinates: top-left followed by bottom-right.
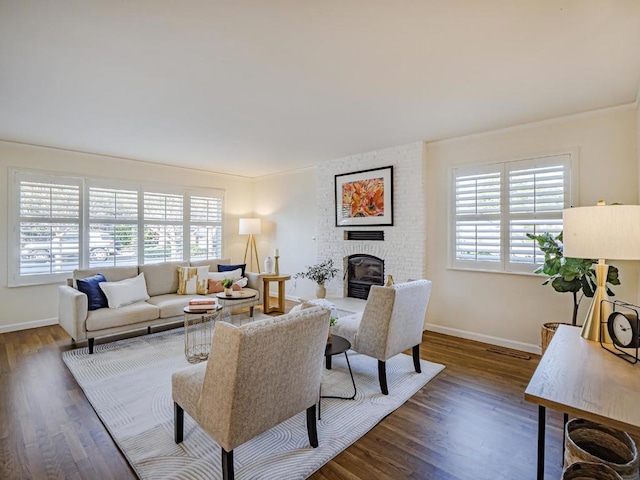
(294, 259), (338, 286)
(329, 316), (337, 327)
(527, 231), (620, 326)
(221, 278), (234, 289)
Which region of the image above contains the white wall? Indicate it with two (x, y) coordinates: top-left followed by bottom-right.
(316, 142), (427, 297)
(0, 141), (253, 331)
(425, 106), (639, 353)
(252, 168), (318, 300)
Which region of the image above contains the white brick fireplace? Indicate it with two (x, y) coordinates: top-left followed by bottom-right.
(316, 142), (428, 298)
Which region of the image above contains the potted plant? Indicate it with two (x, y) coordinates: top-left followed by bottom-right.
(294, 259), (339, 299)
(221, 278), (234, 296)
(527, 231), (620, 350)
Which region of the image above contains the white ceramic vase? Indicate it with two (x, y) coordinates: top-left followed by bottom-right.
(264, 256), (274, 274)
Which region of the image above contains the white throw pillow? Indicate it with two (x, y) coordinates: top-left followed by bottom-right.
(177, 266), (209, 295)
(233, 277), (248, 288)
(99, 272), (150, 309)
(208, 268), (243, 281)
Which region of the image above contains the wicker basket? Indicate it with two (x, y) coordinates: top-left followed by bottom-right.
(563, 462), (623, 480)
(541, 322), (574, 354)
(565, 419), (639, 480)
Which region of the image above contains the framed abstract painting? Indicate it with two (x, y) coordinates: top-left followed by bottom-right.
(334, 166), (393, 227)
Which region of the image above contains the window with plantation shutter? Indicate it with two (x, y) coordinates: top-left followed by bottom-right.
(10, 171), (82, 285)
(9, 169), (226, 286)
(450, 153), (574, 273)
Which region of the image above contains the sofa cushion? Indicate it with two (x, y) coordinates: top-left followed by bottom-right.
(139, 261), (189, 296)
(177, 266), (209, 295)
(73, 266), (138, 286)
(76, 273), (108, 310)
(85, 301), (159, 331)
(146, 293), (200, 318)
(190, 258), (231, 271)
(99, 272), (150, 308)
(218, 263), (247, 277)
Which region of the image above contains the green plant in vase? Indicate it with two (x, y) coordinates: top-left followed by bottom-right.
(527, 231), (620, 326)
(294, 259), (338, 299)
(221, 278), (234, 296)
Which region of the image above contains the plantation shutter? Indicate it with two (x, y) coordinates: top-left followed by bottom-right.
(16, 172), (82, 280)
(189, 193), (223, 260)
(143, 191), (184, 264)
(87, 184), (139, 267)
(452, 167), (502, 269)
(507, 156), (569, 270)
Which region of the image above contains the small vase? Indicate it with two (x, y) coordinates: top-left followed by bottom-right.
(264, 256), (274, 274)
(224, 287), (233, 296)
(385, 275), (394, 286)
(316, 284), (326, 299)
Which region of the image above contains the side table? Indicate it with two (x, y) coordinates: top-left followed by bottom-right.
(319, 334), (357, 419)
(183, 305), (222, 363)
(262, 274), (291, 314)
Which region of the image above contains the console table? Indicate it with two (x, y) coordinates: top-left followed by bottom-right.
(261, 274), (291, 314)
(524, 324), (640, 480)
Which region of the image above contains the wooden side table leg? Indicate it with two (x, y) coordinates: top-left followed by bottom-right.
(277, 280), (285, 313)
(262, 279), (270, 313)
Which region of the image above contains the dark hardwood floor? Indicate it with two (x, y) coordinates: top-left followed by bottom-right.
(0, 301), (564, 479)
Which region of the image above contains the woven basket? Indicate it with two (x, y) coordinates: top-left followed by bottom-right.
(563, 462), (623, 480)
(565, 419), (639, 480)
(541, 322), (574, 354)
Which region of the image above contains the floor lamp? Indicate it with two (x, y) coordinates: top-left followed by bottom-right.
(239, 218), (261, 273)
(563, 203), (640, 342)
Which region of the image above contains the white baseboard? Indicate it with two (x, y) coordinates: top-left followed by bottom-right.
(425, 323), (541, 355)
(285, 294), (304, 303)
(0, 317), (58, 334)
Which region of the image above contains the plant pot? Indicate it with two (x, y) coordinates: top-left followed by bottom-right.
(316, 284), (326, 299)
(224, 287), (233, 296)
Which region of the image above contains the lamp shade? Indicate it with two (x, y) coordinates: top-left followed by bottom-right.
(563, 205), (640, 260)
(238, 218), (261, 235)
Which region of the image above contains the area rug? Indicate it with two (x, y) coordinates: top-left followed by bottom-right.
(62, 323), (445, 480)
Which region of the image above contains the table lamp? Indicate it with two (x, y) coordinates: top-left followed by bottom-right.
(562, 202), (640, 342)
(239, 218), (262, 273)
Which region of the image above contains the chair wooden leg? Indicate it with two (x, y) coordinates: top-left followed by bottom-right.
(174, 403), (184, 443)
(147, 326), (151, 334)
(378, 360), (389, 395)
(413, 344), (421, 373)
(88, 338), (94, 354)
(306, 405), (318, 448)
(222, 448), (234, 480)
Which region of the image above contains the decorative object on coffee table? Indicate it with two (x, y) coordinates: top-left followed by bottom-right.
(295, 259), (338, 299)
(183, 305), (222, 363)
(221, 278), (234, 296)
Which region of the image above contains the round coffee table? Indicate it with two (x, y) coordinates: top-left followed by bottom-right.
(183, 305), (222, 363)
(215, 289), (259, 324)
(319, 334), (357, 419)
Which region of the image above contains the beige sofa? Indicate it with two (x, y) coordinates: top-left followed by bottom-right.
(58, 259), (264, 353)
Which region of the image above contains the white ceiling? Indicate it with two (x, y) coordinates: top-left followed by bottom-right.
(1, 1), (640, 178)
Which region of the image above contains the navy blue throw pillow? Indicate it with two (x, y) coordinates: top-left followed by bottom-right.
(218, 263), (247, 277)
(77, 273), (108, 310)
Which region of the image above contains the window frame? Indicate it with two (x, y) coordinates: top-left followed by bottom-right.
(8, 169), (225, 286)
(448, 150), (578, 274)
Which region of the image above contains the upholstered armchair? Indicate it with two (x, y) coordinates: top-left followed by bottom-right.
(172, 306), (330, 480)
(331, 279), (432, 395)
